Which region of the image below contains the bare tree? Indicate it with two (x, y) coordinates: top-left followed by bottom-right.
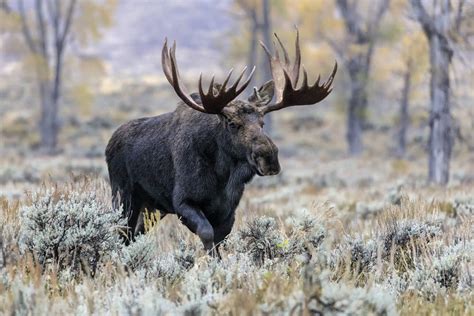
(410, 0), (471, 184)
(18, 0), (77, 154)
(260, 0), (273, 132)
(397, 65), (412, 157)
(237, 1), (258, 76)
(236, 0), (273, 132)
(332, 0), (391, 155)
(259, 0), (272, 83)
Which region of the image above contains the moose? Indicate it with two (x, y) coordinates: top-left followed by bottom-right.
(105, 30), (336, 256)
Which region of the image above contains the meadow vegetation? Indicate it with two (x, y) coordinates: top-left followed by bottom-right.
(0, 151), (472, 315)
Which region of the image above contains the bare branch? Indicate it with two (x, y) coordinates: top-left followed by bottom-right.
(368, 0), (391, 37)
(323, 34), (346, 61)
(336, 0), (368, 43)
(18, 0), (38, 53)
(410, 0), (435, 35)
(46, 0), (60, 49)
(34, 0), (48, 57)
(59, 0), (76, 46)
(455, 0), (466, 33)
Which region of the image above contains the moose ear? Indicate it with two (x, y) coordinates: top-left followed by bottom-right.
(248, 80), (274, 105)
(190, 92), (202, 104)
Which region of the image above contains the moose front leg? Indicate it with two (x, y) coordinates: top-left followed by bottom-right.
(210, 212), (235, 259)
(175, 203), (215, 252)
(213, 213), (235, 245)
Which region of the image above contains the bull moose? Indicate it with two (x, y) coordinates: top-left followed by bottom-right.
(105, 30), (336, 256)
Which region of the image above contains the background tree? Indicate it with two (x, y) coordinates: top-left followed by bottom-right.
(2, 0), (116, 154)
(410, 0), (473, 184)
(235, 0), (274, 132)
(395, 30), (428, 157)
(284, 0), (392, 155)
(333, 0), (391, 155)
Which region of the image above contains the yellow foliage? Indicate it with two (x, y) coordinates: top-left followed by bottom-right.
(400, 30), (429, 81)
(77, 57), (106, 79)
(391, 0), (408, 12)
(22, 53), (50, 81)
(70, 83), (93, 116)
(73, 0), (117, 46)
(305, 43), (337, 74)
(0, 11), (21, 32)
(373, 46), (401, 82)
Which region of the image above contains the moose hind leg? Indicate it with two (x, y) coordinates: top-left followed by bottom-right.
(176, 203), (214, 251)
(125, 188), (149, 243)
(110, 185), (135, 244)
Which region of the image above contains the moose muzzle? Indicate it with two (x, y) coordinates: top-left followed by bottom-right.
(249, 139), (280, 176)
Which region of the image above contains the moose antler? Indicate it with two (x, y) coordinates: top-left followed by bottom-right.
(162, 39), (255, 114)
(260, 29), (337, 114)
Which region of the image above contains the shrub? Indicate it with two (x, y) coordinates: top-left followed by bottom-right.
(237, 216), (284, 265)
(118, 234), (198, 288)
(408, 241), (473, 300)
(284, 210), (326, 262)
(333, 218), (443, 275)
(355, 201), (385, 219)
(452, 197), (474, 217)
(382, 219), (441, 254)
(0, 165), (40, 185)
(300, 270), (397, 316)
(235, 212), (327, 266)
(19, 186), (124, 278)
(382, 219), (441, 271)
(347, 237), (378, 273)
(308, 282), (397, 315)
(117, 233), (155, 272)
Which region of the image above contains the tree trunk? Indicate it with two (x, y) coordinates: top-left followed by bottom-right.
(245, 8), (258, 95)
(427, 34), (452, 184)
(346, 87), (364, 155)
(38, 45), (63, 154)
(359, 42), (374, 129)
(260, 0), (273, 133)
(39, 82), (58, 154)
(346, 56), (369, 155)
(397, 69), (411, 157)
